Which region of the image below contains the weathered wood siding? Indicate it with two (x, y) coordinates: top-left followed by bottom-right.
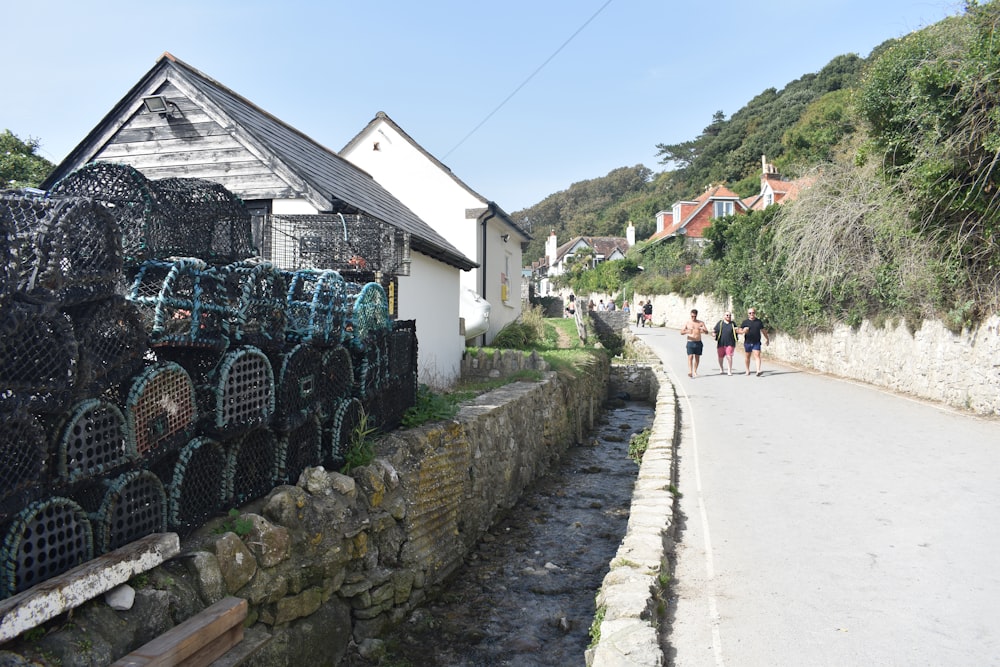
(93, 82), (295, 200)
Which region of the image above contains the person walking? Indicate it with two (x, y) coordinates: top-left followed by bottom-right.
(636, 301), (645, 326)
(642, 300), (653, 327)
(680, 309), (710, 378)
(713, 312), (739, 375)
(737, 307), (770, 376)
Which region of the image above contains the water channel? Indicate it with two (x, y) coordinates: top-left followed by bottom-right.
(345, 398), (655, 666)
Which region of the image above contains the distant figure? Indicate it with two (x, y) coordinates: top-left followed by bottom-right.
(622, 300), (631, 315)
(636, 301), (645, 326)
(607, 300), (616, 311)
(737, 307), (770, 376)
(642, 300), (653, 327)
(713, 312), (739, 376)
(599, 299), (605, 311)
(588, 300), (597, 311)
(680, 308), (710, 378)
(565, 294), (576, 318)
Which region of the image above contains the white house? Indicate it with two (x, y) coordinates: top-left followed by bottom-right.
(40, 53), (477, 388)
(341, 112), (530, 345)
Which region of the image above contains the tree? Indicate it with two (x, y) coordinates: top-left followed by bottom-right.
(0, 130), (55, 189)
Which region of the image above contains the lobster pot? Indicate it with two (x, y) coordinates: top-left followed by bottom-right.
(319, 346), (353, 419)
(3, 192), (123, 306)
(344, 282), (392, 348)
(124, 362), (197, 461)
(221, 261), (287, 352)
(225, 428), (279, 506)
(0, 409), (48, 523)
(127, 258), (230, 351)
(351, 335), (382, 401)
(325, 397), (363, 469)
(47, 162), (162, 266)
(0, 497), (93, 599)
(279, 415), (322, 485)
(0, 300), (78, 414)
(65, 297), (149, 400)
(165, 437), (226, 532)
(54, 399), (134, 485)
(199, 346), (275, 437)
(92, 470), (166, 555)
(0, 191), (21, 306)
(272, 344), (323, 432)
(150, 177), (255, 263)
(284, 269), (348, 348)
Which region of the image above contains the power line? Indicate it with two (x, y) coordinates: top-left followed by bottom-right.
(442, 0), (614, 159)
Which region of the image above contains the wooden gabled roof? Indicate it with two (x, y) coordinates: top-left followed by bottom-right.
(42, 52), (476, 271)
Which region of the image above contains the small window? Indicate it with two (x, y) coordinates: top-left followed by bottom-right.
(713, 201), (734, 218)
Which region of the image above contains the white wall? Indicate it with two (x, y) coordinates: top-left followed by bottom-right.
(400, 252), (465, 389)
(342, 119), (522, 344)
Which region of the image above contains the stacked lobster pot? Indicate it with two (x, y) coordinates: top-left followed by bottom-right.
(0, 163), (418, 600)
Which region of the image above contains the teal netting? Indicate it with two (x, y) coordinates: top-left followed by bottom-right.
(345, 282), (391, 347)
(64, 296), (149, 399)
(127, 258), (230, 351)
(284, 269), (348, 347)
(325, 397), (363, 470)
(221, 261), (287, 352)
(319, 346), (354, 420)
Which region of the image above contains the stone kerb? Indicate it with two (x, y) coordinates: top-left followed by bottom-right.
(588, 362), (676, 667)
(637, 292), (1000, 416)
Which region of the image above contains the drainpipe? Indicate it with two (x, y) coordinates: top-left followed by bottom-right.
(480, 203), (497, 346)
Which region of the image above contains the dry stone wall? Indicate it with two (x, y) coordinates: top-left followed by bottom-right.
(637, 292), (1000, 416)
(0, 356), (608, 666)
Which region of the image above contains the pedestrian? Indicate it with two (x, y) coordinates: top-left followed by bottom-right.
(608, 300), (616, 311)
(680, 309), (710, 378)
(712, 312), (739, 376)
(622, 300), (631, 315)
(588, 300), (596, 311)
(636, 301), (645, 326)
(737, 307), (770, 376)
(642, 300), (653, 327)
(599, 299), (605, 311)
(565, 294), (576, 318)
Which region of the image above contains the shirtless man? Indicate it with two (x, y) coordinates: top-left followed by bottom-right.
(680, 308), (710, 378)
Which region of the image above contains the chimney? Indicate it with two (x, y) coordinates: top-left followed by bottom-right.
(546, 230), (558, 265)
(626, 221), (635, 246)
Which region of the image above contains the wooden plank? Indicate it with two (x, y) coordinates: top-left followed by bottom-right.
(110, 596), (247, 667)
(0, 533), (180, 644)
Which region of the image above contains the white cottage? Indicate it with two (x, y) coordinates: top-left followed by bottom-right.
(341, 112), (530, 345)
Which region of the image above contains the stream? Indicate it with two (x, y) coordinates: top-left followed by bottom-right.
(347, 398), (655, 666)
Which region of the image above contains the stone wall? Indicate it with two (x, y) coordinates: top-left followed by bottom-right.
(460, 347), (550, 379)
(636, 292), (1000, 416)
(0, 356), (609, 666)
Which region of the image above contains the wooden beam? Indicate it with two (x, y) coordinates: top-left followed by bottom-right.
(0, 533), (180, 644)
(110, 596), (247, 667)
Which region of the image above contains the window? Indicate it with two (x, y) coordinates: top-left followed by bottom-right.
(713, 201), (734, 218)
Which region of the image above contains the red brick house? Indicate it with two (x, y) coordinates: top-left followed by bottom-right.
(647, 184), (746, 246)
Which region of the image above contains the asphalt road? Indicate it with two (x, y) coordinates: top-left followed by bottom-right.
(632, 324), (1000, 667)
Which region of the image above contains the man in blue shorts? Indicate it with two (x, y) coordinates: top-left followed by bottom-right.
(680, 308), (709, 378)
(737, 307), (770, 376)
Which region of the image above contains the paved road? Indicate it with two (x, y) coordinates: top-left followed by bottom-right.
(632, 324), (1000, 667)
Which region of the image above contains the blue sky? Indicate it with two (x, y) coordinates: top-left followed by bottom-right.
(3, 0), (961, 213)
